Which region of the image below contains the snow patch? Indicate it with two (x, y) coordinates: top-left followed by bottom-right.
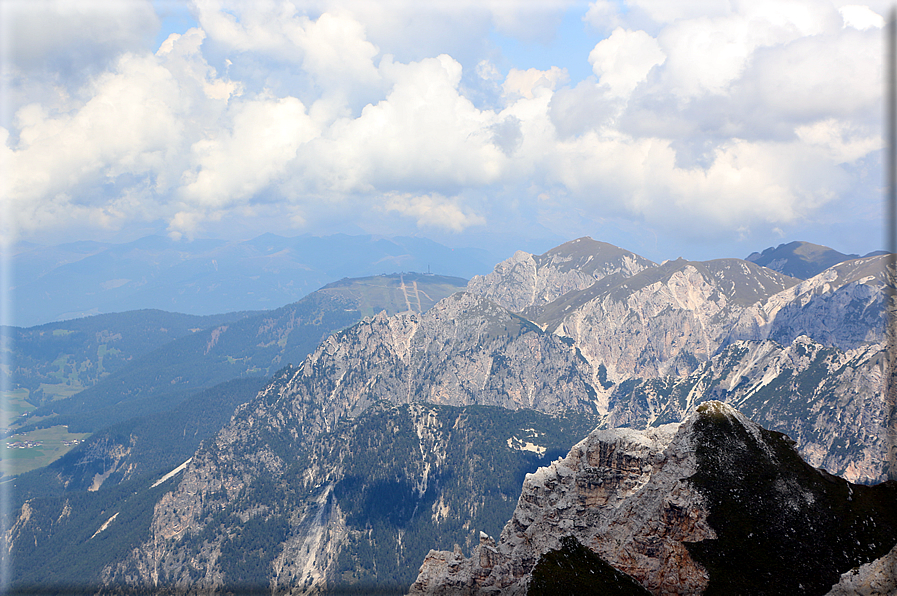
(507, 436), (546, 455)
(151, 458), (193, 488)
(90, 512), (119, 540)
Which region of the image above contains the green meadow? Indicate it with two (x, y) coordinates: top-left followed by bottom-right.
(1, 389), (35, 419)
(1, 426), (91, 476)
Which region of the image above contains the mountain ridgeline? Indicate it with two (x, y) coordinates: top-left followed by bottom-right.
(8, 233), (494, 328)
(744, 240), (878, 279)
(4, 236), (894, 595)
(9, 273), (467, 435)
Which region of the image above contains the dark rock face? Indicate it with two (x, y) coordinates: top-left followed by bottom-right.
(686, 403), (897, 595)
(528, 536), (652, 596)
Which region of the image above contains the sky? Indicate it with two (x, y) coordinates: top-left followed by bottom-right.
(0, 0), (891, 262)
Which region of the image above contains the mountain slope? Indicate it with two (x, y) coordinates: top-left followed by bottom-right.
(731, 254), (887, 351)
(89, 293), (602, 592)
(544, 258), (799, 385)
(11, 377), (269, 500)
(5, 236), (893, 595)
(31, 404), (601, 594)
(2, 309), (258, 412)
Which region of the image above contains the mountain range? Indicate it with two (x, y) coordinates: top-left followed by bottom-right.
(2, 236), (893, 595)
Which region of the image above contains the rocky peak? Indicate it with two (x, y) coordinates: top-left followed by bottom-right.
(408, 402), (897, 595)
(746, 240), (860, 280)
(466, 237), (655, 314)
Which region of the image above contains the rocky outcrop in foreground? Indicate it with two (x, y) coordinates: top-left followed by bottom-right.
(825, 543), (897, 596)
(409, 402), (897, 596)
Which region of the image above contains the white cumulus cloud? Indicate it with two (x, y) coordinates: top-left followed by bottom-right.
(839, 5), (885, 30)
(589, 28), (665, 98)
(0, 0), (887, 255)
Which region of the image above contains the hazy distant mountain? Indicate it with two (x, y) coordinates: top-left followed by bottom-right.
(7, 233), (494, 327)
(3, 309), (259, 410)
(12, 273), (468, 439)
(744, 240), (863, 279)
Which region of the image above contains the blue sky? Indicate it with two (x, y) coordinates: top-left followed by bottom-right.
(487, 6), (599, 85)
(153, 0), (200, 51)
(0, 0), (891, 263)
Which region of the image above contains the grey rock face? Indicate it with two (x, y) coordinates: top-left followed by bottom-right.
(731, 254), (887, 350)
(282, 291), (600, 426)
(547, 258), (798, 385)
(466, 237), (655, 314)
(409, 418), (709, 596)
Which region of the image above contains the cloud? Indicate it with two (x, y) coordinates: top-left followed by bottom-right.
(794, 119), (881, 164)
(179, 96), (319, 212)
(548, 80), (620, 138)
(1, 0), (887, 253)
(502, 67), (569, 100)
(6, 52), (185, 226)
(839, 5), (885, 30)
(625, 0), (733, 24)
(383, 193), (485, 232)
(303, 54), (507, 194)
(476, 0), (574, 43)
(3, 27), (244, 239)
(583, 1), (623, 33)
(547, 130), (849, 240)
(589, 28), (665, 98)
(734, 26), (881, 126)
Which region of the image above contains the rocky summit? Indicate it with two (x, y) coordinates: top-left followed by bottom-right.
(408, 402), (897, 596)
